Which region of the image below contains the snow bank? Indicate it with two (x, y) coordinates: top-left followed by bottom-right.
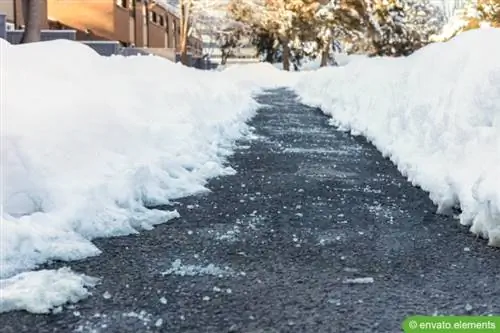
(271, 53), (366, 71)
(293, 28), (500, 245)
(1, 39), (261, 311)
(222, 62), (300, 88)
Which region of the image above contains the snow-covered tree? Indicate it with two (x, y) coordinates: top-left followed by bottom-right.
(229, 0), (324, 70)
(465, 0), (500, 27)
(215, 21), (253, 65)
(308, 0), (371, 65)
(156, 0), (230, 64)
(435, 0), (499, 41)
(365, 0), (445, 56)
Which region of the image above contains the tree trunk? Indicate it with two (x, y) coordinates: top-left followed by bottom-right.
(282, 40), (290, 71)
(265, 50), (274, 63)
(180, 44), (189, 65)
(20, 0), (41, 43)
(320, 49), (328, 67)
(320, 39), (331, 67)
(221, 50), (228, 65)
(179, 0), (192, 66)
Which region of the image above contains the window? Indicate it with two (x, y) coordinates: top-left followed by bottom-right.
(151, 11), (157, 23)
(159, 15), (165, 26)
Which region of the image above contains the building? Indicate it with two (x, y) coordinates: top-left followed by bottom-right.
(47, 0), (202, 57)
(0, 0), (203, 63)
(0, 0), (49, 29)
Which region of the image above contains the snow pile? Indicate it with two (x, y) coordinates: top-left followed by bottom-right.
(293, 28), (500, 245)
(270, 53), (366, 72)
(1, 38), (261, 311)
(0, 267), (99, 313)
(221, 62), (300, 88)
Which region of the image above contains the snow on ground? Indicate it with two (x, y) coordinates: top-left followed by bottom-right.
(0, 39), (273, 312)
(220, 62), (300, 89)
(271, 53), (366, 71)
(160, 259), (235, 277)
(293, 28), (500, 245)
(0, 267), (99, 313)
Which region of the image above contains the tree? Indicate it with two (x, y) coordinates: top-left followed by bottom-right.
(477, 0), (500, 25)
(307, 0), (370, 65)
(434, 0), (499, 40)
(252, 29), (279, 63)
(157, 0), (228, 65)
(179, 0), (193, 65)
(344, 0), (445, 57)
(440, 0), (467, 19)
(19, 0), (41, 43)
(215, 22), (249, 65)
(229, 0), (322, 70)
(466, 0), (500, 27)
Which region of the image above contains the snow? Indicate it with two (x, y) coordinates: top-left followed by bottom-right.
(0, 38), (262, 312)
(0, 267), (99, 313)
(342, 277), (375, 284)
(293, 28), (500, 245)
(161, 259), (234, 277)
(219, 62), (300, 88)
(270, 53), (366, 72)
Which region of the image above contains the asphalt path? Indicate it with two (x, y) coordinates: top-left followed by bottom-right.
(2, 88), (499, 333)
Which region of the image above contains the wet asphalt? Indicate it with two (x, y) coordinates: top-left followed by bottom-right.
(1, 88), (499, 333)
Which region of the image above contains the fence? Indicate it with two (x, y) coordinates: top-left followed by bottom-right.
(5, 29), (76, 44)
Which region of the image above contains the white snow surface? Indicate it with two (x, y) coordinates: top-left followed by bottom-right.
(220, 62), (300, 88)
(293, 28), (500, 245)
(0, 39), (272, 312)
(271, 53), (366, 71)
(161, 259), (234, 277)
(0, 267), (99, 313)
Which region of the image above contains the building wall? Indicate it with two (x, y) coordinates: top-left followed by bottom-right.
(47, 0), (114, 40)
(45, 0), (202, 57)
(0, 0), (49, 28)
(133, 1), (145, 47)
(147, 21), (165, 48)
(166, 12), (175, 48)
(0, 0), (15, 23)
(114, 2), (130, 44)
(147, 4), (168, 48)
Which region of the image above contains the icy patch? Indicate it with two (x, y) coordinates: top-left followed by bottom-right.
(365, 203), (396, 224)
(283, 147), (358, 155)
(364, 202), (410, 225)
(214, 225), (241, 242)
(297, 164), (358, 180)
(205, 215), (266, 243)
(343, 277), (374, 284)
(122, 310), (154, 322)
(317, 231), (343, 245)
(161, 259), (234, 277)
(0, 267), (99, 313)
(74, 309), (164, 332)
